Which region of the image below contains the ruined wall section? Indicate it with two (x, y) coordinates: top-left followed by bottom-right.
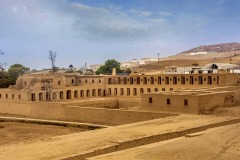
(223, 73), (240, 86)
(198, 91), (236, 114)
(0, 101), (175, 125)
(140, 90), (237, 114)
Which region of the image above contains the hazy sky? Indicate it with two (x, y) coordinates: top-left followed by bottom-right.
(0, 0), (240, 69)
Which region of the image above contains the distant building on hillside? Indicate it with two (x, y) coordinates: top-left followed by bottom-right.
(230, 66), (240, 74)
(139, 58), (158, 65)
(204, 63), (238, 70)
(88, 64), (102, 72)
(189, 52), (208, 55)
(121, 59), (139, 69)
(163, 63), (240, 75)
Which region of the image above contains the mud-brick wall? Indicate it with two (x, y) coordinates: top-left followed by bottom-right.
(0, 101), (65, 119)
(224, 74), (240, 86)
(198, 91), (236, 114)
(0, 101), (175, 125)
(65, 107), (174, 125)
(141, 94), (199, 114)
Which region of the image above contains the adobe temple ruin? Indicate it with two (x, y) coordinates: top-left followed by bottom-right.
(0, 71), (240, 160)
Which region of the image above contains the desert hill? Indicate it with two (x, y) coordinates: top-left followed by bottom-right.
(168, 43), (240, 60)
(179, 42), (240, 54)
(132, 42), (240, 73)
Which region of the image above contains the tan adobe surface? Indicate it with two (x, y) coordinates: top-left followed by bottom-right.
(0, 115), (239, 160)
(89, 123), (240, 160)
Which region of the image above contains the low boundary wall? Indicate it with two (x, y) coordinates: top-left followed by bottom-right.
(0, 117), (108, 129)
(0, 101), (176, 125)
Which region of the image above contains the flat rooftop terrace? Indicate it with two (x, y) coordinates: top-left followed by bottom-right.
(145, 90), (233, 96)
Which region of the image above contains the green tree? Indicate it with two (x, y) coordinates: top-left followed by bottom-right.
(124, 68), (131, 74)
(30, 69), (38, 73)
(8, 64), (30, 83)
(0, 71), (14, 88)
(95, 59), (123, 75)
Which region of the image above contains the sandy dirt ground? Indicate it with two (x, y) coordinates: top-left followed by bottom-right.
(0, 115), (238, 160)
(88, 123), (240, 160)
(0, 122), (89, 146)
(212, 106), (240, 117)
